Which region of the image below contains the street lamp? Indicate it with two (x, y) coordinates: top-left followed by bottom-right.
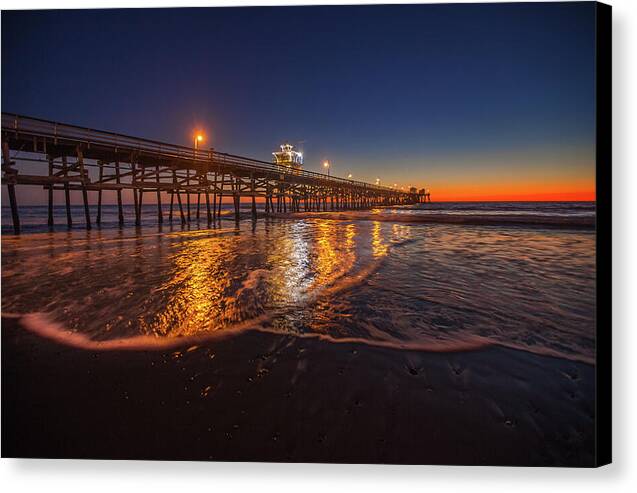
(194, 133), (204, 150)
(323, 160), (330, 177)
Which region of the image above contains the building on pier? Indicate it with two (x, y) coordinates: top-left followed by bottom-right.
(272, 143), (303, 171)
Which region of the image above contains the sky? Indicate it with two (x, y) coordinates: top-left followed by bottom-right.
(1, 3), (596, 203)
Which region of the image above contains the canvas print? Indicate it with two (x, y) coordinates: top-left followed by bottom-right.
(1, 2), (611, 466)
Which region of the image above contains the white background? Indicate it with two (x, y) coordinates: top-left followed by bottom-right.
(0, 0), (634, 491)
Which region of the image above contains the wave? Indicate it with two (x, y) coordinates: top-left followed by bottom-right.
(269, 211), (595, 229)
(4, 311), (594, 365)
(5, 310), (492, 354)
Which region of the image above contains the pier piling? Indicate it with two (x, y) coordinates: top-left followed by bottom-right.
(156, 165), (163, 224)
(47, 156), (54, 227)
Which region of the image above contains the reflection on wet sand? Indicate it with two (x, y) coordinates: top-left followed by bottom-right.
(264, 220), (312, 306)
(1, 218), (595, 362)
(143, 236), (232, 337)
(1, 220), (384, 342)
(313, 221), (358, 289)
(371, 221), (388, 258)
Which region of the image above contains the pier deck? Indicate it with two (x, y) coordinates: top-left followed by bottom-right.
(2, 113), (429, 233)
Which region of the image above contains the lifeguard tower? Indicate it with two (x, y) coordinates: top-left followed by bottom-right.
(273, 143), (303, 172)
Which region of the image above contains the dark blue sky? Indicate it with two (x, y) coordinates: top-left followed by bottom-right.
(2, 3), (596, 199)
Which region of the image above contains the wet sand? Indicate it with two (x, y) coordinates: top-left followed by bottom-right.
(2, 316), (595, 466)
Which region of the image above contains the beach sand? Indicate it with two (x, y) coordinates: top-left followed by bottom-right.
(2, 316), (595, 466)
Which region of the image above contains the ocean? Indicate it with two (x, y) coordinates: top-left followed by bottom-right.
(1, 201), (596, 364)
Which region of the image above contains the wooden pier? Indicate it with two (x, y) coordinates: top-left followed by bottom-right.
(1, 113), (429, 234)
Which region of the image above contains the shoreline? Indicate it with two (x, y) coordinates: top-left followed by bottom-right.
(267, 211), (596, 229)
(1, 209), (595, 236)
(2, 315), (595, 466)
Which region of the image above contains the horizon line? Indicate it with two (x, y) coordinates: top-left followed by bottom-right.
(1, 199), (597, 208)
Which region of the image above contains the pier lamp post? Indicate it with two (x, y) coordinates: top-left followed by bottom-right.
(376, 177), (380, 186)
(194, 133), (204, 150)
(323, 160), (330, 177)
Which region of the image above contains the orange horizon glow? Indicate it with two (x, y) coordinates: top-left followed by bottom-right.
(431, 191), (596, 202)
(361, 144), (597, 203)
(424, 175), (595, 202)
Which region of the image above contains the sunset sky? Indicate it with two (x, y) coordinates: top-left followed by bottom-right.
(1, 3), (596, 203)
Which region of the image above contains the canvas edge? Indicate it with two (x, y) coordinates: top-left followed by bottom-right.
(594, 0), (612, 468)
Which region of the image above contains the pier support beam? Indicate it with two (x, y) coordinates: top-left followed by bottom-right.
(171, 169), (185, 225)
(8, 182), (19, 234)
(177, 190), (185, 225)
(47, 156), (54, 227)
(132, 161), (140, 226)
(2, 142), (20, 234)
(138, 188), (144, 225)
(211, 172), (217, 222)
(233, 176), (240, 222)
(115, 160), (124, 225)
(156, 165), (163, 224)
(62, 156), (72, 227)
(251, 176), (257, 221)
(186, 169), (191, 222)
(96, 160), (103, 225)
(76, 147), (91, 230)
(217, 174), (224, 220)
(205, 182), (212, 223)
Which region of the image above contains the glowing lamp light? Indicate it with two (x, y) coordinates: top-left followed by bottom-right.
(323, 160), (331, 176)
(348, 173), (352, 179)
(194, 132), (205, 150)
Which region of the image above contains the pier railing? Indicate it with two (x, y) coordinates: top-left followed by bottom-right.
(2, 113), (390, 192)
